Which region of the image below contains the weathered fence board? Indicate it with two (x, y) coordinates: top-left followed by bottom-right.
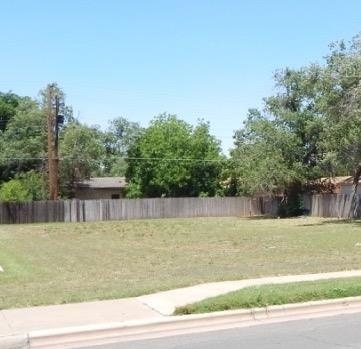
(308, 194), (361, 218)
(0, 201), (65, 224)
(2, 194), (357, 225)
(0, 196), (278, 224)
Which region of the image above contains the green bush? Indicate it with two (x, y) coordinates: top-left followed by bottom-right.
(16, 171), (47, 201)
(0, 171), (47, 202)
(0, 179), (31, 202)
(125, 181), (142, 198)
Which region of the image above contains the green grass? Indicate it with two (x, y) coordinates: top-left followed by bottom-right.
(0, 217), (361, 309)
(174, 277), (361, 315)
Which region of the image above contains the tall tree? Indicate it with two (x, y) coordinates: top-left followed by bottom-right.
(59, 122), (106, 197)
(0, 97), (46, 181)
(230, 67), (323, 215)
(126, 114), (223, 198)
(102, 117), (142, 176)
(230, 33), (361, 217)
(0, 92), (21, 131)
(317, 35), (361, 217)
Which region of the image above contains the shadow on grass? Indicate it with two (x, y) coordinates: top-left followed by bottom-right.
(299, 219), (361, 227)
(242, 215), (361, 227)
(242, 215), (277, 220)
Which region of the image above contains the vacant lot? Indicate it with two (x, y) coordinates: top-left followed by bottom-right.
(0, 217), (360, 309)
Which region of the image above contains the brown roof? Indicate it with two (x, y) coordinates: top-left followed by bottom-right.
(78, 177), (127, 189)
(319, 176), (356, 185)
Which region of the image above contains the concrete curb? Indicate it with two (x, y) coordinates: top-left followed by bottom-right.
(25, 296), (361, 349)
(0, 334), (29, 349)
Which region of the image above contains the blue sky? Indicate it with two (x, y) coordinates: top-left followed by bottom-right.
(1, 0), (361, 153)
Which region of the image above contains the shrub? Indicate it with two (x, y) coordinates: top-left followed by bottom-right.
(0, 179), (31, 202)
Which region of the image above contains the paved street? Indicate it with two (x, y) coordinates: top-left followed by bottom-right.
(80, 312), (361, 349)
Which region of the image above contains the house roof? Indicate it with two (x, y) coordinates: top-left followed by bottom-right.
(78, 177), (127, 189)
(319, 176), (357, 185)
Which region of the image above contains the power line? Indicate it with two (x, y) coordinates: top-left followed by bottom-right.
(0, 156), (227, 163)
(124, 157), (225, 162)
(0, 124), (45, 129)
(0, 158), (46, 160)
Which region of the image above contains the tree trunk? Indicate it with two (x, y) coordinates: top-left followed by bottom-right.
(349, 165), (361, 219)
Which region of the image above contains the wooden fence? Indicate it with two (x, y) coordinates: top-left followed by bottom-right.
(306, 194), (361, 218)
(0, 196), (278, 224)
(1, 194), (359, 224)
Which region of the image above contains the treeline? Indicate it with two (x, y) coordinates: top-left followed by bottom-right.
(0, 87), (225, 200)
(1, 34), (361, 217)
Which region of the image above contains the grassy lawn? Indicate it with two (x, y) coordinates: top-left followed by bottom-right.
(174, 277), (361, 315)
(0, 217), (361, 309)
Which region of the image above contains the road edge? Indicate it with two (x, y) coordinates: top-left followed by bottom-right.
(0, 333), (29, 349)
(20, 296), (361, 348)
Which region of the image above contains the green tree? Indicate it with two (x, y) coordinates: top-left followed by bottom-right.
(0, 92), (21, 131)
(0, 97), (46, 181)
(230, 67), (323, 216)
(316, 35), (361, 217)
(126, 114), (223, 198)
(59, 122), (106, 197)
(230, 33), (361, 217)
(102, 117), (142, 176)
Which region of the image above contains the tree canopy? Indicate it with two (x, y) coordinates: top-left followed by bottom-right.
(59, 122), (106, 197)
(230, 34), (361, 216)
(0, 92), (21, 131)
(0, 97), (46, 181)
(126, 114), (224, 198)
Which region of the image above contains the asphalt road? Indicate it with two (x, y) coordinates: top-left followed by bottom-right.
(79, 312), (361, 349)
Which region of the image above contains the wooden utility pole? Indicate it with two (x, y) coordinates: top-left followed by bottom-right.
(46, 85), (59, 200)
(53, 95), (60, 200)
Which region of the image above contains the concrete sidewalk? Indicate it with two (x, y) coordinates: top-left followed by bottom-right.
(139, 270), (361, 315)
(0, 298), (161, 336)
(2, 270), (361, 348)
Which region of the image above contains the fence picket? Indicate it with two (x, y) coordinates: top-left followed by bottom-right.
(0, 195), (360, 224)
